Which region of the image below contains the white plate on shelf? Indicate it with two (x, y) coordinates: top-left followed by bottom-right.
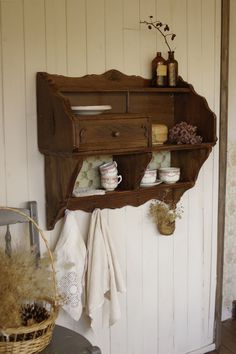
(71, 105), (112, 115)
(140, 180), (162, 187)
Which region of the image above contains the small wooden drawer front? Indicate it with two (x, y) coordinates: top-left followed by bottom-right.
(75, 116), (150, 152)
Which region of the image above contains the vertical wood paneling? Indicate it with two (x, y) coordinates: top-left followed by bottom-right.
(108, 208), (127, 354)
(123, 0), (140, 75)
(201, 0), (217, 344)
(123, 0), (139, 30)
(23, 0), (46, 225)
(86, 0), (106, 74)
(45, 0), (67, 74)
(140, 0), (156, 78)
(1, 0), (28, 205)
(187, 180), (204, 351)
(105, 0), (123, 71)
(158, 235), (174, 354)
(0, 3), (6, 204)
(0, 1), (221, 353)
(126, 205), (143, 354)
(141, 202), (158, 354)
(170, 0), (188, 79)
(173, 195), (189, 354)
(186, 1), (205, 351)
(123, 29), (140, 75)
(201, 0), (216, 109)
(187, 0), (202, 90)
(67, 0), (87, 77)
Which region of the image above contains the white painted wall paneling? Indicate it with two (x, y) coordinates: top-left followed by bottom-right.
(1, 0), (28, 206)
(0, 2), (6, 205)
(0, 0), (221, 353)
(67, 0), (87, 77)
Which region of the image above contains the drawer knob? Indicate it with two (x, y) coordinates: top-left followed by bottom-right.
(79, 128), (86, 142)
(112, 131), (120, 137)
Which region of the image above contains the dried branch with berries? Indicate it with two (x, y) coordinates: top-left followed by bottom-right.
(140, 16), (176, 52)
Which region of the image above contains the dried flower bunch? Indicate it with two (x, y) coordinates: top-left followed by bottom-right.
(149, 200), (183, 225)
(0, 248), (54, 329)
(169, 121), (203, 145)
(140, 15), (176, 52)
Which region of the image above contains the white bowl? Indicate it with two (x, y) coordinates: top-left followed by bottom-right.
(71, 105), (112, 115)
(158, 167), (180, 184)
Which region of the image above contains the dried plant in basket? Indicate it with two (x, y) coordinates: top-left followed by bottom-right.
(149, 200), (183, 236)
(0, 206), (60, 354)
(0, 248), (55, 329)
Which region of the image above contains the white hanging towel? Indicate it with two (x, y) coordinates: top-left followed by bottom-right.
(54, 210), (87, 321)
(86, 209), (126, 328)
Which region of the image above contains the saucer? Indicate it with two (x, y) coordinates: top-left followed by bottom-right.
(140, 179), (162, 187)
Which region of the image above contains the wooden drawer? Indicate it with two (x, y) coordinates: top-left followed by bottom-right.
(75, 115), (150, 152)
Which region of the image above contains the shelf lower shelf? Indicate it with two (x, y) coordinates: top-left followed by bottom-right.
(67, 181), (194, 213)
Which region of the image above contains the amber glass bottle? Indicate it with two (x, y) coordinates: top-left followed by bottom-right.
(167, 51), (178, 87)
(151, 52), (167, 87)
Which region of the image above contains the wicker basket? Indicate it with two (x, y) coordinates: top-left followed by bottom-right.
(0, 207), (59, 354)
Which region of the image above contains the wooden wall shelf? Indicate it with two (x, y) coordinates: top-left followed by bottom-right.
(37, 69), (217, 230)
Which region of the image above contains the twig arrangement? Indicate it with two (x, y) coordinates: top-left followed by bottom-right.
(140, 16), (176, 52)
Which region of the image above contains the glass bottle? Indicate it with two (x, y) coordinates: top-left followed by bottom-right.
(167, 51), (178, 87)
(151, 52), (167, 87)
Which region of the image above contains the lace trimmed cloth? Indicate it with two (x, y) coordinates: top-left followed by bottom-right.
(54, 210), (87, 321)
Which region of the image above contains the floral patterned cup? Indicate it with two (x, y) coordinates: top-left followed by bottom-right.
(99, 161), (118, 177)
(101, 175), (122, 191)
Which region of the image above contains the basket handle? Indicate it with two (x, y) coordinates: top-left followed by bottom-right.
(0, 206), (59, 302)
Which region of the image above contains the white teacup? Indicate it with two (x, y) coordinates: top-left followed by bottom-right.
(99, 161), (118, 176)
(101, 175), (122, 191)
(141, 169), (157, 184)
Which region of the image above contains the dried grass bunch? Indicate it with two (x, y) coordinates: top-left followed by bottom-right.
(149, 200), (183, 225)
(0, 248), (54, 329)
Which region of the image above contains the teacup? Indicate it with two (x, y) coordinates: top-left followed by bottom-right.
(101, 175), (122, 191)
(141, 169), (157, 184)
(159, 167), (180, 184)
(99, 161), (118, 176)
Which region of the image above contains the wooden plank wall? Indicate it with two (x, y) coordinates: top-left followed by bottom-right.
(0, 0), (221, 353)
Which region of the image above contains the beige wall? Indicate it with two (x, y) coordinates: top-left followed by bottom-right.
(0, 1), (221, 353)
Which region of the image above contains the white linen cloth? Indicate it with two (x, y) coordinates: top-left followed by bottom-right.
(54, 210), (87, 321)
(86, 209), (126, 328)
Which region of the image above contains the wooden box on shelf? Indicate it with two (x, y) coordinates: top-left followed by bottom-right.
(36, 69), (217, 230)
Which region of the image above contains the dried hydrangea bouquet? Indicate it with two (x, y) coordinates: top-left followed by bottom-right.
(149, 200), (183, 235)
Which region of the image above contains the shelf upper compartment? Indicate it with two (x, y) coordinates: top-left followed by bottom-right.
(37, 69), (217, 154)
